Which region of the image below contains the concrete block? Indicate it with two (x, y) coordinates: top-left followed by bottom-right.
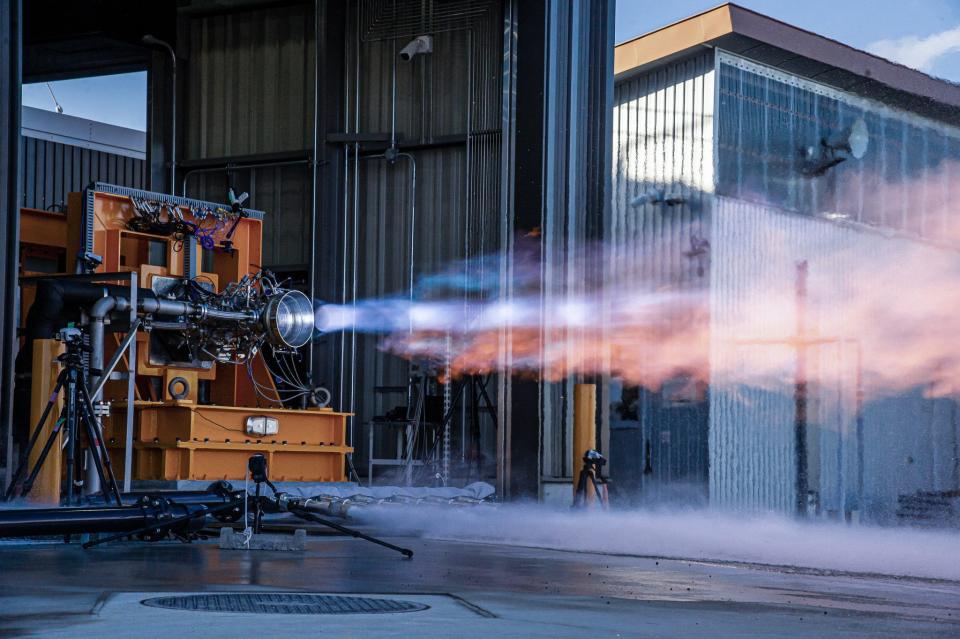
(218, 527), (307, 551)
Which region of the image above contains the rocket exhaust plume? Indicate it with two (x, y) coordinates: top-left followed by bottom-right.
(314, 241), (710, 389)
(315, 175), (960, 404)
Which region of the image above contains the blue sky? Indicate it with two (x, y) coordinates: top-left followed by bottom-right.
(22, 71), (147, 130)
(20, 1), (960, 131)
(616, 0), (960, 81)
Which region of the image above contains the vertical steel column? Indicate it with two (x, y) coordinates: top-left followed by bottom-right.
(147, 50), (174, 192)
(497, 0), (545, 501)
(308, 0), (321, 386)
(0, 0), (22, 490)
(497, 0), (615, 501)
(123, 273), (138, 491)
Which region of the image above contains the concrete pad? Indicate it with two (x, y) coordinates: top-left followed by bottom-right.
(0, 536), (956, 638)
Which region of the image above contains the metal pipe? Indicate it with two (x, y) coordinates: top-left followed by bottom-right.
(0, 504), (157, 536)
(123, 273), (138, 491)
(180, 159), (310, 198)
(136, 297), (189, 316)
(308, 0), (321, 387)
(88, 296), (118, 397)
(2, 0), (23, 494)
(0, 501), (207, 538)
(86, 295), (117, 496)
(349, 0), (360, 450)
(391, 0), (398, 149)
(199, 307), (257, 322)
(399, 152), (417, 305)
(148, 321), (190, 331)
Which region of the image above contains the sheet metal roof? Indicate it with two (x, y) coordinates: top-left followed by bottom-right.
(615, 3), (960, 126)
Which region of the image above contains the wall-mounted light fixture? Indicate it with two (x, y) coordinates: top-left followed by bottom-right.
(399, 35), (433, 61)
(799, 117), (869, 177)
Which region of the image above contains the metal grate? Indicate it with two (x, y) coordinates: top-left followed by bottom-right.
(360, 0), (495, 42)
(141, 593), (429, 615)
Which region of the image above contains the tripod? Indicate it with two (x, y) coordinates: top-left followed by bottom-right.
(4, 333), (123, 506)
(572, 449), (609, 509)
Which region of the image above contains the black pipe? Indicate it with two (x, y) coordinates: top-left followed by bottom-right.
(0, 501), (204, 537)
(84, 482), (243, 521)
(24, 279), (158, 342)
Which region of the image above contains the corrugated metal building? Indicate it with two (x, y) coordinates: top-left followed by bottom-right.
(611, 4), (960, 521)
(20, 106), (146, 211)
(1, 0), (616, 501)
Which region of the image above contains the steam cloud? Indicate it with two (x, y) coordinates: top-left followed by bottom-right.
(358, 504), (960, 581)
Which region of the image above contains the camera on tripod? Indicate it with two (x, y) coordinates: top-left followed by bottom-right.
(3, 323), (123, 506)
(55, 327), (84, 346)
(582, 449), (606, 474)
(573, 449), (609, 509)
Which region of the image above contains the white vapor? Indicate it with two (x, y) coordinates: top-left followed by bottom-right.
(868, 25), (960, 73)
(359, 505), (960, 581)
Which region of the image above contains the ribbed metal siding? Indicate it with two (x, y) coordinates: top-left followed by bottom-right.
(191, 165), (311, 269)
(712, 53), (960, 517)
(710, 197), (960, 519)
(608, 51), (714, 496)
(716, 52), (960, 248)
(20, 135), (146, 211)
(184, 4), (315, 159)
(709, 197), (800, 513)
(337, 0), (503, 468)
(182, 3), (316, 268)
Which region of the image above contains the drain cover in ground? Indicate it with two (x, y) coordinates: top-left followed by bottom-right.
(141, 593), (429, 615)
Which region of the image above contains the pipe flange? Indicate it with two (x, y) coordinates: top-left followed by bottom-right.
(168, 376), (191, 400)
(310, 386), (331, 408)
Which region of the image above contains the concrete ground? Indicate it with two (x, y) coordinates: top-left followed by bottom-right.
(0, 531), (958, 638)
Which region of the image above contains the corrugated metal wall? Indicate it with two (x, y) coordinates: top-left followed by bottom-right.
(183, 2), (315, 269)
(716, 52), (960, 247)
(613, 49), (960, 518)
(189, 165), (311, 269)
(608, 51), (714, 500)
(337, 0), (503, 472)
(20, 135), (146, 210)
(710, 52), (960, 519)
(179, 0), (505, 478)
(184, 5), (315, 159)
(710, 197), (960, 519)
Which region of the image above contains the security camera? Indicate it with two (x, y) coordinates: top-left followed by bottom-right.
(399, 35), (433, 61)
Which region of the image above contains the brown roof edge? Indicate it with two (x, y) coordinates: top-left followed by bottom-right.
(615, 3), (960, 110)
(614, 4), (733, 77)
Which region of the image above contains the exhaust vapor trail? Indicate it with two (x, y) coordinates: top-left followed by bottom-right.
(314, 162), (960, 403)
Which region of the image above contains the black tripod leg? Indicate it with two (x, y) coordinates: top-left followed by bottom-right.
(289, 507), (413, 558)
(4, 373), (67, 500)
(573, 472), (583, 507)
(63, 373), (79, 506)
(78, 403), (119, 507)
(17, 418), (67, 499)
(253, 483), (263, 533)
(77, 381), (122, 505)
(590, 474), (605, 504)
